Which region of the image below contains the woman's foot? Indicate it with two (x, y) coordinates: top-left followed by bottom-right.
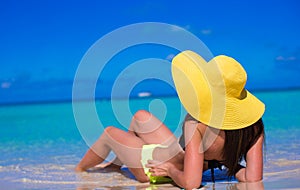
(75, 165), (86, 172)
(94, 161), (122, 171)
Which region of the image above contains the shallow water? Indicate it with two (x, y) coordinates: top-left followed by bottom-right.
(0, 90), (299, 189)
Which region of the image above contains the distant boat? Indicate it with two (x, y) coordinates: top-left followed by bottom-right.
(138, 92), (151, 98)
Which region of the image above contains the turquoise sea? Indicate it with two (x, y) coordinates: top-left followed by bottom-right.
(1, 90), (300, 189)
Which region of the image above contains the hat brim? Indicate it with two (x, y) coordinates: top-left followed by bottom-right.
(222, 91), (265, 130)
(171, 50), (265, 130)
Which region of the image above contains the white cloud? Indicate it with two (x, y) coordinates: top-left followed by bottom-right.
(1, 82), (11, 89)
(201, 29), (212, 35)
(275, 56), (285, 61)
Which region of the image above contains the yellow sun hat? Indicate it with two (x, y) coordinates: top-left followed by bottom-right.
(171, 50), (265, 130)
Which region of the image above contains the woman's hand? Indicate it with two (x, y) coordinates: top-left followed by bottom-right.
(146, 160), (173, 176)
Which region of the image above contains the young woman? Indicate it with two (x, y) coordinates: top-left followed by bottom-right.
(75, 50), (265, 189)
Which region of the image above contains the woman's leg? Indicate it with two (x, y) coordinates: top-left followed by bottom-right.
(76, 110), (182, 181)
(91, 110), (181, 169)
(129, 110), (176, 144)
(129, 110), (183, 162)
(75, 128), (112, 172)
(105, 110), (183, 168)
(76, 126), (149, 182)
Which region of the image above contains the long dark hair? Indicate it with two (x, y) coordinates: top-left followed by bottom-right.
(180, 114), (265, 177)
(223, 118), (265, 176)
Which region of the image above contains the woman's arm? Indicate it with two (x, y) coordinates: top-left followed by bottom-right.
(167, 122), (204, 189)
(235, 134), (264, 182)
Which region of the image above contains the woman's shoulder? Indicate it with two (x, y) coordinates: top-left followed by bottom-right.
(195, 122), (208, 135)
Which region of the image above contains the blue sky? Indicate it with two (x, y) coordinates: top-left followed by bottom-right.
(1, 0), (299, 104)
